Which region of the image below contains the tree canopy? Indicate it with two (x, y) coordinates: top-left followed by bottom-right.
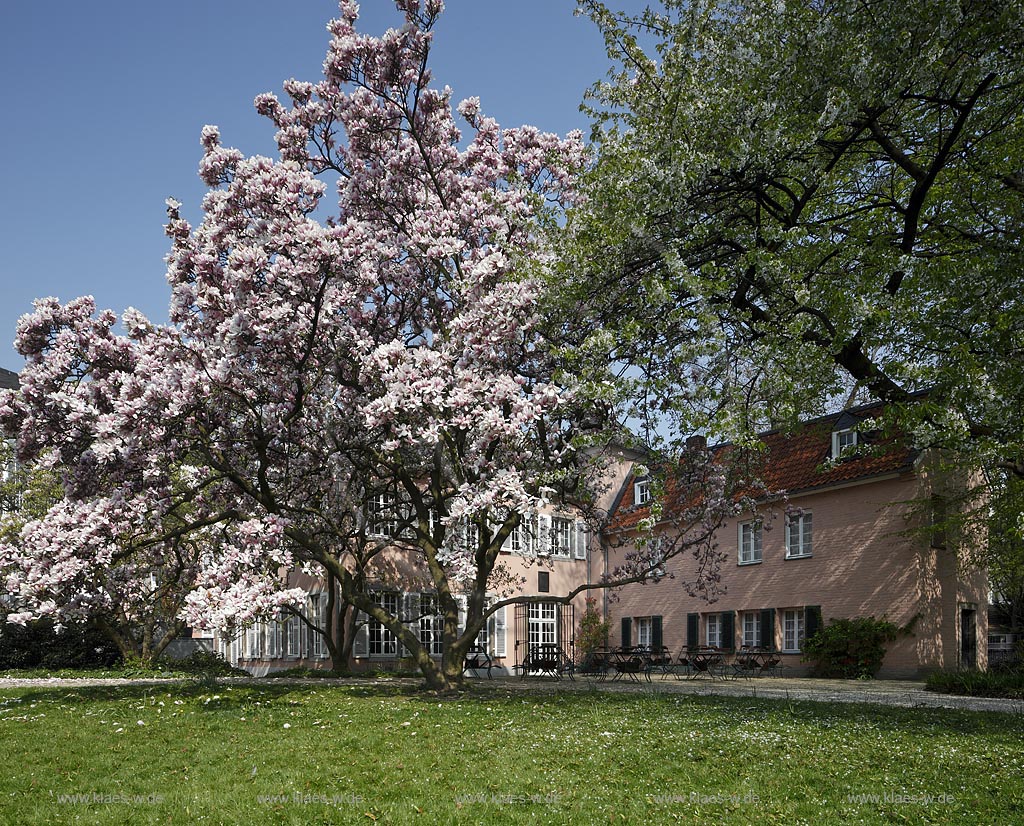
(569, 0), (1024, 480)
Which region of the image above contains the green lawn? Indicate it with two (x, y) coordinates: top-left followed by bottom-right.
(0, 681), (1021, 825)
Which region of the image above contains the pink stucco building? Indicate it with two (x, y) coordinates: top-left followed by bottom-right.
(216, 403), (987, 679)
(602, 405), (988, 678)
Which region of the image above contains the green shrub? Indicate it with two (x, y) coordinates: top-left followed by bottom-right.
(802, 616), (914, 679)
(0, 619), (120, 669)
(925, 669), (1024, 699)
(167, 650), (249, 679)
(576, 598), (611, 663)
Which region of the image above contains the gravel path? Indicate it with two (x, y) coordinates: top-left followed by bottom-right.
(0, 673), (1020, 714)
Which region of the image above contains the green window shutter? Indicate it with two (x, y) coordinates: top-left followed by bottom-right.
(721, 611), (735, 650)
(686, 613), (699, 649)
(651, 616), (663, 650)
(805, 605), (822, 641)
(621, 617), (632, 649)
(760, 609), (774, 649)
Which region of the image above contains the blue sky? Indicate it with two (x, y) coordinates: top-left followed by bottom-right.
(0, 0), (629, 371)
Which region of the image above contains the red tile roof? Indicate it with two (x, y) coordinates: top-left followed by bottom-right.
(609, 404), (917, 531)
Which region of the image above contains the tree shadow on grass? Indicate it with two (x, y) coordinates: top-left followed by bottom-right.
(3, 677), (1020, 738)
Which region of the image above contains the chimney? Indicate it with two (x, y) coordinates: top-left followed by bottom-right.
(685, 434), (707, 451)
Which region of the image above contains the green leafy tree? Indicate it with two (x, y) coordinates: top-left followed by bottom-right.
(568, 0), (1024, 477)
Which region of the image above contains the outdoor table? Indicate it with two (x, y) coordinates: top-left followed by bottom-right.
(520, 643), (573, 680)
(687, 647), (724, 679)
(610, 647), (647, 683)
(732, 648), (782, 678)
(634, 646), (675, 679)
(578, 647), (614, 680)
(463, 644), (493, 679)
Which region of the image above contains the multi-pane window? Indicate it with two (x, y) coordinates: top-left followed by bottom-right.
(742, 612), (761, 648)
(368, 592), (399, 656)
(367, 492), (397, 537)
(551, 516), (573, 557)
(785, 512), (813, 558)
(634, 479), (651, 505)
(463, 519), (480, 553)
(706, 613), (721, 648)
(635, 617), (653, 648)
(473, 604), (507, 657)
(509, 515), (533, 554)
(286, 615), (302, 657)
(265, 621), (283, 658)
(832, 428), (857, 458)
(418, 594), (444, 656)
(739, 520), (763, 564)
(783, 610), (805, 652)
(528, 602), (557, 646)
(308, 594), (325, 659)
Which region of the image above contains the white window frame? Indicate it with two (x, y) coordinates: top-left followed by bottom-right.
(742, 612), (761, 648)
(528, 602), (558, 646)
(551, 515), (573, 557)
(706, 613), (721, 648)
(367, 491), (397, 538)
(832, 428), (857, 458)
(738, 520), (763, 565)
(785, 512), (813, 559)
(368, 591), (400, 657)
(636, 617), (653, 648)
(417, 593), (444, 657)
(634, 479), (651, 506)
(783, 609), (805, 653)
(286, 618), (301, 663)
(474, 601), (506, 658)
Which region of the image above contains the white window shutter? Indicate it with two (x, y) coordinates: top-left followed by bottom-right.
(574, 520), (588, 560)
(402, 592), (420, 657)
(536, 513), (550, 556)
(456, 595), (468, 636)
(319, 596), (329, 658)
(493, 605), (507, 657)
(352, 610), (369, 658)
(500, 515), (514, 551)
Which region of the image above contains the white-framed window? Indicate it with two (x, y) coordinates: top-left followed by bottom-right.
(644, 535), (666, 580)
(476, 603), (507, 657)
(636, 617), (653, 648)
(634, 479), (651, 506)
(785, 512), (813, 558)
(286, 614), (301, 659)
(706, 613), (721, 648)
(742, 612), (761, 648)
(367, 491), (397, 538)
(265, 620), (283, 659)
(783, 609), (805, 652)
(831, 428), (858, 458)
(417, 593), (444, 656)
(528, 602), (558, 646)
(307, 594), (326, 659)
(463, 519), (480, 553)
(739, 520), (763, 564)
(369, 591), (400, 656)
(506, 513), (537, 555)
(551, 516), (573, 557)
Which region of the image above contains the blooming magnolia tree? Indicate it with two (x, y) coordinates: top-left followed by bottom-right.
(0, 1), (759, 689)
(1, 0), (594, 689)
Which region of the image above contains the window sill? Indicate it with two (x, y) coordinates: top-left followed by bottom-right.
(785, 553), (812, 560)
(737, 559), (762, 566)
